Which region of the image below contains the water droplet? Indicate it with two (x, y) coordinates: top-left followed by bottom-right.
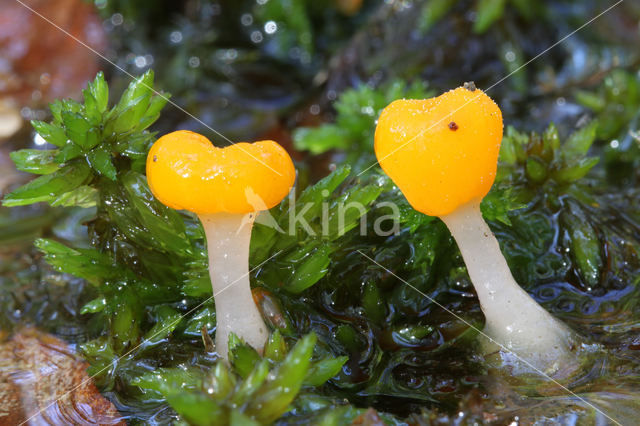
(188, 56), (200, 68)
(504, 51), (516, 62)
(170, 30), (183, 43)
(264, 21), (277, 34)
(111, 13), (123, 26)
(241, 14), (253, 26)
(251, 31), (263, 43)
(134, 56), (147, 68)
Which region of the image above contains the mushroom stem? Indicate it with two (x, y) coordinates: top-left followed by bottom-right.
(441, 201), (578, 373)
(199, 212), (268, 359)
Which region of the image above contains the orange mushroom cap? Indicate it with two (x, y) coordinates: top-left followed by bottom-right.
(374, 86), (503, 217)
(146, 130), (296, 214)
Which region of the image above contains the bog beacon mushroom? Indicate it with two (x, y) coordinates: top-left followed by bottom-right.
(374, 85), (580, 373)
(146, 130), (295, 358)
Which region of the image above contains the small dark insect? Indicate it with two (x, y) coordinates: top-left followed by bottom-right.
(463, 81), (476, 91)
(153, 155), (158, 162)
(448, 121), (459, 131)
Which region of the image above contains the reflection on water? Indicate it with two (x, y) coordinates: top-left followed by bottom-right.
(0, 328), (123, 425)
(483, 344), (640, 425)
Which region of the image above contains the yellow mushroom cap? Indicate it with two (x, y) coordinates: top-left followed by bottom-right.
(374, 86), (503, 217)
(146, 130), (296, 214)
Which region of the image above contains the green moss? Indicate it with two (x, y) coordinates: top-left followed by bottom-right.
(132, 332), (347, 424)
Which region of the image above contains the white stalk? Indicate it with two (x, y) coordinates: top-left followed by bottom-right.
(199, 212), (268, 359)
(441, 201), (578, 374)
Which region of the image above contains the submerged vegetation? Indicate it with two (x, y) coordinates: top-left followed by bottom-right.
(1, 0), (640, 424)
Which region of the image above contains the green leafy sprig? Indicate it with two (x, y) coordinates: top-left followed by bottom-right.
(5, 71), (168, 208)
(133, 331), (347, 425)
(498, 121), (599, 189)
